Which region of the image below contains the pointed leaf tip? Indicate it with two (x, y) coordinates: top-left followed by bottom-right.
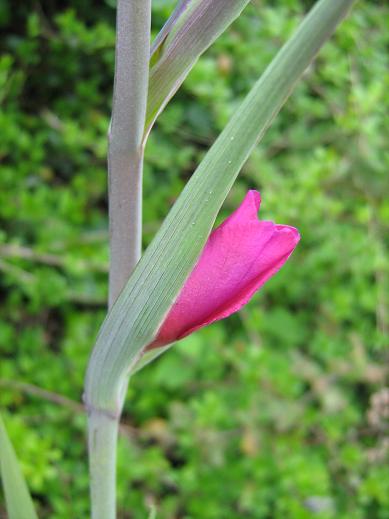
(0, 415), (38, 519)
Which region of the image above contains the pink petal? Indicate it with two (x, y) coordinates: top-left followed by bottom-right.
(150, 190), (300, 349)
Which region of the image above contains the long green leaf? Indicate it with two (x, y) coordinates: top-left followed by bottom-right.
(85, 0), (356, 416)
(0, 415), (38, 519)
(151, 0), (191, 57)
(145, 0), (252, 138)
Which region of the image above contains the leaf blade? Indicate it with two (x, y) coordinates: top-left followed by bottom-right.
(145, 0), (252, 137)
(151, 0), (191, 57)
(0, 414), (38, 519)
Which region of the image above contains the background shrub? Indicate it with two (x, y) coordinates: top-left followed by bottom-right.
(0, 1), (388, 517)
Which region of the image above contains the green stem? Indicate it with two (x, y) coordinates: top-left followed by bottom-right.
(108, 148), (145, 308)
(88, 1), (151, 518)
(88, 411), (119, 519)
(108, 0), (151, 307)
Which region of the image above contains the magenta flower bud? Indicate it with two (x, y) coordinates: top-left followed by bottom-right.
(148, 190), (300, 350)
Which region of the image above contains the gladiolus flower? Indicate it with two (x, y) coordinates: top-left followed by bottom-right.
(148, 190), (300, 350)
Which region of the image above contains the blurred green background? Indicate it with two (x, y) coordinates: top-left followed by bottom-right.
(1, 0), (389, 517)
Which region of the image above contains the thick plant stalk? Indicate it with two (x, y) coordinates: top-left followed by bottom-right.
(108, 0), (151, 308)
(88, 1), (151, 519)
(88, 413), (119, 519)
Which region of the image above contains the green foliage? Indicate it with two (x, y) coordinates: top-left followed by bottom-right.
(0, 414), (38, 519)
(1, 1), (389, 518)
